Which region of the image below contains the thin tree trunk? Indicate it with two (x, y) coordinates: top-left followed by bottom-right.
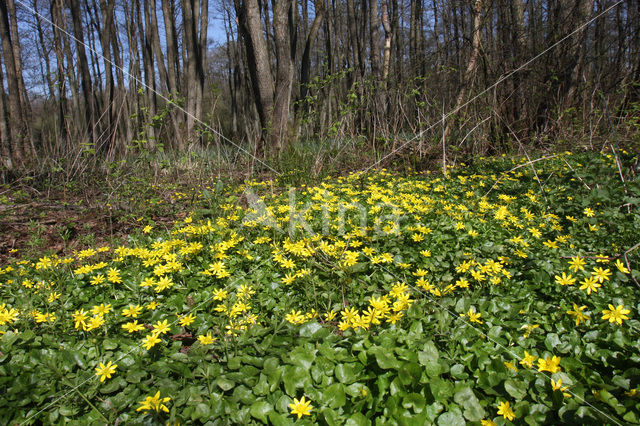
(443, 0), (483, 143)
(0, 0), (25, 164)
(68, 0), (96, 147)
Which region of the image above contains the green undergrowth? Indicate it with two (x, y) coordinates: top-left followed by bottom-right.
(1, 149), (640, 424)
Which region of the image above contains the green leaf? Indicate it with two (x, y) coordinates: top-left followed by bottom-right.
(335, 363), (360, 384)
(402, 393), (426, 413)
(289, 347), (316, 370)
(216, 376), (236, 392)
(437, 408), (465, 426)
(454, 387), (485, 421)
(504, 379), (527, 400)
(370, 346), (400, 370)
(345, 412), (369, 426)
(249, 400), (273, 423)
(322, 383), (346, 408)
(282, 365), (310, 396)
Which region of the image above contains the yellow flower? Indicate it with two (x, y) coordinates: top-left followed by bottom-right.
(551, 378), (572, 398)
(142, 225), (153, 234)
(519, 351), (537, 368)
(584, 207), (595, 217)
(285, 310), (305, 325)
(504, 361), (518, 372)
(289, 396), (313, 419)
(614, 259), (630, 274)
(568, 256), (586, 272)
(554, 272), (575, 286)
(463, 307), (483, 324)
(521, 324), (539, 338)
(122, 320), (144, 333)
(579, 276), (601, 295)
(91, 303), (112, 316)
(122, 304), (143, 318)
(179, 313), (196, 327)
(481, 420), (497, 426)
(141, 334), (162, 350)
(137, 391), (170, 413)
(497, 401), (515, 421)
(537, 355), (562, 373)
(152, 319), (171, 335)
(198, 331), (216, 345)
(601, 304), (631, 325)
(94, 361), (117, 382)
(566, 304), (589, 325)
(591, 267), (611, 283)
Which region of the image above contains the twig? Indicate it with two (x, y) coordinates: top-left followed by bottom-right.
(560, 157), (591, 190)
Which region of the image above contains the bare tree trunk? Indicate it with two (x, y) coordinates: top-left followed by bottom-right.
(0, 0), (25, 164)
(7, 0), (34, 158)
(369, 0), (382, 79)
(0, 53), (11, 168)
(161, 0), (183, 149)
(135, 0), (157, 147)
(68, 0), (97, 147)
(381, 2), (392, 83)
(298, 0), (324, 112)
(443, 0), (483, 143)
(271, 0), (295, 151)
(234, 0), (275, 154)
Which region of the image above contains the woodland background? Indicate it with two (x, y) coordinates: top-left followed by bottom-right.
(0, 0), (639, 177)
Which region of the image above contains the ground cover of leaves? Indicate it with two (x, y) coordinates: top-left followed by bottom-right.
(1, 150), (640, 425)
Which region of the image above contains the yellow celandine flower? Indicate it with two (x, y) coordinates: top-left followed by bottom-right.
(554, 272), (575, 286)
(91, 303), (112, 316)
(480, 420), (497, 426)
(137, 391), (170, 413)
(461, 308), (483, 324)
(122, 320), (145, 333)
(601, 304), (631, 325)
(504, 361), (518, 372)
(497, 401), (515, 421)
(72, 309), (89, 330)
(90, 274), (105, 286)
(179, 313), (196, 327)
(551, 378), (572, 398)
(568, 256), (586, 272)
(579, 276), (601, 295)
(543, 240), (558, 249)
(566, 304), (589, 325)
(289, 396), (313, 419)
(47, 291), (61, 303)
(94, 361), (117, 382)
(122, 304), (143, 318)
(142, 225), (153, 234)
(141, 334), (162, 350)
(152, 319), (171, 335)
(521, 324), (539, 338)
(198, 332), (216, 345)
(614, 259), (630, 274)
(147, 301), (159, 310)
(107, 268), (122, 284)
(591, 267), (611, 283)
(212, 289), (228, 301)
(325, 310), (337, 321)
(519, 351), (537, 368)
(584, 207), (595, 217)
(537, 355), (562, 373)
(285, 310), (306, 325)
